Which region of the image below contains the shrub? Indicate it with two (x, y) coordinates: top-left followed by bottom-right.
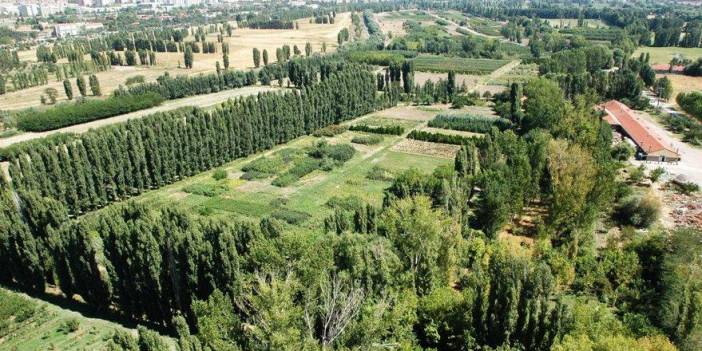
(212, 169), (227, 180)
(629, 165), (646, 184)
(242, 156), (283, 176)
(61, 318), (80, 334)
(313, 124), (347, 137)
(676, 91), (702, 122)
(615, 192), (661, 228)
(309, 141), (356, 163)
(125, 75), (145, 85)
(183, 183), (228, 197)
(611, 143), (635, 161)
(351, 134), (384, 145)
(673, 181), (700, 195)
(271, 208), (311, 225)
(326, 195), (364, 211)
(349, 124), (404, 135)
(15, 92), (165, 132)
(649, 167), (666, 182)
(428, 113), (512, 133)
(272, 157), (321, 187)
(367, 165), (394, 181)
(407, 130), (479, 145)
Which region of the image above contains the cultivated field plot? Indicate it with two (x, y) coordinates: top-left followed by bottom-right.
(0, 14), (351, 110)
(134, 108), (452, 227)
(412, 55), (511, 75)
(382, 10), (436, 22)
(633, 46), (702, 65)
(414, 71), (482, 88)
(546, 18), (609, 29)
(0, 288), (146, 350)
(465, 17), (504, 37)
(487, 63), (539, 85)
(392, 139), (461, 159)
(374, 12), (408, 38)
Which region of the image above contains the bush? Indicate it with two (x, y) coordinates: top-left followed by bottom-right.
(183, 183), (228, 197)
(309, 141), (356, 163)
(212, 169), (227, 180)
(673, 181), (700, 195)
(61, 318), (80, 334)
(15, 92), (165, 132)
(615, 192), (661, 228)
(125, 75), (146, 85)
(649, 167), (666, 182)
(271, 208), (311, 225)
(428, 113), (512, 133)
(349, 124), (404, 135)
(351, 134), (384, 145)
(242, 156), (284, 176)
(326, 195), (364, 211)
(407, 130), (479, 145)
(611, 143), (635, 161)
(313, 124), (347, 137)
(629, 165), (646, 184)
(676, 91), (702, 122)
(272, 157), (321, 187)
(367, 165), (394, 181)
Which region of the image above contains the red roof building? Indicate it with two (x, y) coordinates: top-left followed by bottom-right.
(651, 64), (685, 73)
(603, 100), (681, 162)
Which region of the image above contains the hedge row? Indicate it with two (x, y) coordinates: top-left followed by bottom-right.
(407, 130), (480, 145)
(349, 124), (405, 135)
(428, 113), (512, 133)
(16, 92), (165, 132)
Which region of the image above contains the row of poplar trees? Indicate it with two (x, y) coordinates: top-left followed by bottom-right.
(5, 66), (379, 216)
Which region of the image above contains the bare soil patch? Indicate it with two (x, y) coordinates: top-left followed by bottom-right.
(421, 126), (483, 138)
(374, 105), (446, 121)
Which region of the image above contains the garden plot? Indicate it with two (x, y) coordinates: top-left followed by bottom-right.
(391, 138), (461, 159)
(412, 55), (511, 75)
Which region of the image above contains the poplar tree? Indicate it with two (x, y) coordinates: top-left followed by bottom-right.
(184, 46), (194, 69)
(89, 74), (101, 96)
(252, 48), (261, 68)
(76, 75), (87, 96)
(63, 79), (73, 100)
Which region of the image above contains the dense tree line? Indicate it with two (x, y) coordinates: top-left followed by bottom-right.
(15, 92), (164, 132)
(676, 91), (702, 122)
(6, 67), (379, 215)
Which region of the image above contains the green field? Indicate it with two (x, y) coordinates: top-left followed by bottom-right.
(134, 114), (450, 229)
(383, 10), (436, 22)
(466, 17), (503, 37)
(633, 46), (702, 65)
(0, 288), (163, 351)
(412, 55), (511, 75)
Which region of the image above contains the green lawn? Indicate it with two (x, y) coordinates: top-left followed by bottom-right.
(133, 115), (450, 228)
(633, 46), (702, 65)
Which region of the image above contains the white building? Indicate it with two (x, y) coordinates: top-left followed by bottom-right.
(54, 22), (104, 38)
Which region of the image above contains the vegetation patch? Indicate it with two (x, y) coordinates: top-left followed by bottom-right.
(349, 124), (404, 135)
(183, 183), (228, 197)
(428, 113), (512, 133)
(312, 124), (348, 137)
(411, 56), (510, 75)
(351, 134), (384, 145)
(15, 92), (164, 132)
(407, 129), (480, 145)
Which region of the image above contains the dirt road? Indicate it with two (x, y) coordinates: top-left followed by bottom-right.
(0, 86), (281, 149)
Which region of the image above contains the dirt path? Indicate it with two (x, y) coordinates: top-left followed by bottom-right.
(472, 59), (521, 93)
(0, 86), (281, 149)
(630, 108), (702, 187)
(428, 12), (524, 46)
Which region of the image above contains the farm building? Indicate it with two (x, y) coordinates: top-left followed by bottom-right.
(651, 64), (685, 73)
(602, 100), (681, 162)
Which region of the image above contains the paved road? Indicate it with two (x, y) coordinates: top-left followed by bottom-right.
(0, 86), (281, 149)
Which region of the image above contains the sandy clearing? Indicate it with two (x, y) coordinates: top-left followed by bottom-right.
(0, 85), (281, 148)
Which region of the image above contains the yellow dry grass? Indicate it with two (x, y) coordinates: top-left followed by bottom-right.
(658, 73), (702, 107)
(0, 13), (351, 110)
